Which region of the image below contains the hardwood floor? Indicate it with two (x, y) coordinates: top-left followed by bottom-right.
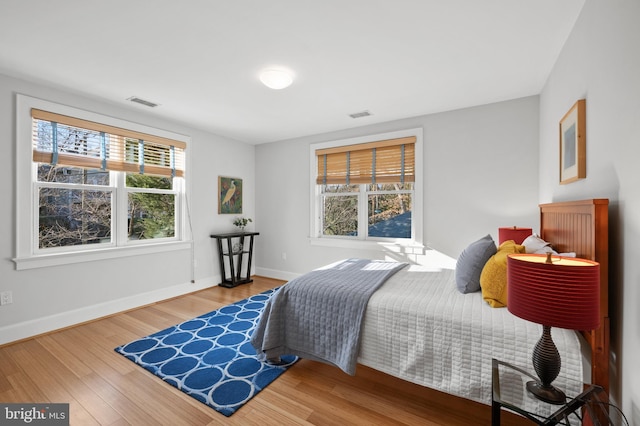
(0, 276), (529, 425)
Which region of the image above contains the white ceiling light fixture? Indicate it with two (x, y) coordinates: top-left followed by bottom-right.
(259, 68), (294, 90)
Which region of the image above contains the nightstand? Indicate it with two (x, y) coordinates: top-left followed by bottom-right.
(210, 231), (259, 288)
(491, 358), (611, 425)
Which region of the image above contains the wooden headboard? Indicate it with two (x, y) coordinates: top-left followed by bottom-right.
(539, 199), (609, 395)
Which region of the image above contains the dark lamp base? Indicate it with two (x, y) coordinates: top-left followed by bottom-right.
(526, 380), (566, 405)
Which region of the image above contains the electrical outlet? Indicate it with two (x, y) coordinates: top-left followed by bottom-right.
(282, 252), (287, 261)
(1, 291), (12, 305)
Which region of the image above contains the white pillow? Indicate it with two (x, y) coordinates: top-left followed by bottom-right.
(522, 234), (576, 257)
(521, 234), (550, 253)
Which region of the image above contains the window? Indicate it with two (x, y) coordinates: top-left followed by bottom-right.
(15, 95), (190, 269)
(310, 129), (423, 248)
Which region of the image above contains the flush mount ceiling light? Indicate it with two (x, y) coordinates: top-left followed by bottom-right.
(259, 68), (294, 90)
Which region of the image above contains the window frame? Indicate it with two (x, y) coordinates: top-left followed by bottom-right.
(14, 94), (191, 270)
(309, 128), (424, 251)
(33, 171), (116, 253)
(120, 173), (182, 245)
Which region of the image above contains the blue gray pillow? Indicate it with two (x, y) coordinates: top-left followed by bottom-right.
(455, 234), (497, 294)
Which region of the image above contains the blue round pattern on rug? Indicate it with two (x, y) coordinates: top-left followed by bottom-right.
(227, 357), (262, 377)
(208, 314), (234, 325)
(180, 319), (207, 330)
(216, 332), (246, 346)
(161, 356), (199, 375)
(228, 320), (253, 332)
(184, 367), (223, 390)
(238, 342), (257, 356)
(219, 305), (241, 314)
(115, 287), (298, 417)
(163, 331), (193, 346)
(182, 340), (214, 355)
(202, 347), (237, 365)
(243, 302), (265, 310)
(237, 310), (260, 320)
(211, 379), (252, 406)
(141, 347), (178, 364)
(196, 326), (224, 338)
(122, 338), (157, 353)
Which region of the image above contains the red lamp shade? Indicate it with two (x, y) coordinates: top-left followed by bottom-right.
(507, 253), (600, 330)
(498, 227), (533, 245)
(507, 253), (600, 404)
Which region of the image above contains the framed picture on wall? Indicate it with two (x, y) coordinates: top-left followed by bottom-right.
(218, 176), (243, 214)
(559, 99), (586, 184)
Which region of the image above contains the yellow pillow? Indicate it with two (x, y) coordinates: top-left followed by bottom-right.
(480, 240), (525, 308)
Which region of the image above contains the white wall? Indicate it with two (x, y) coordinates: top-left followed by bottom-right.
(0, 73), (255, 344)
(539, 0), (640, 420)
(255, 96), (540, 278)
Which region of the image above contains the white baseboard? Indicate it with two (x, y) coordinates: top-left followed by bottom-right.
(255, 267), (301, 282)
(0, 275), (219, 346)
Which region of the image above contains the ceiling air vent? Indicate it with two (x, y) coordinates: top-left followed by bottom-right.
(349, 110), (372, 119)
(127, 96), (159, 108)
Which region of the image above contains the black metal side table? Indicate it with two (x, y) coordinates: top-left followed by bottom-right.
(210, 231), (259, 288)
(491, 358), (612, 425)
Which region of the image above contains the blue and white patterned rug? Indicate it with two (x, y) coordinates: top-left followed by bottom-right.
(115, 288), (297, 417)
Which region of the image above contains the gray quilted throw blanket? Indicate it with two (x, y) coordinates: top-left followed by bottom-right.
(250, 258), (407, 375)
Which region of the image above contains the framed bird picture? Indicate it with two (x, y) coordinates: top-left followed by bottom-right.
(218, 176), (243, 214)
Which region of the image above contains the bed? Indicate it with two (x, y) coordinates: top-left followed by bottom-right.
(252, 199), (610, 413)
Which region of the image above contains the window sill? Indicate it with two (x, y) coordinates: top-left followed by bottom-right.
(12, 241), (192, 270)
(308, 237), (426, 255)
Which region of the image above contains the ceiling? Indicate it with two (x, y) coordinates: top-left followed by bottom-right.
(0, 0), (585, 145)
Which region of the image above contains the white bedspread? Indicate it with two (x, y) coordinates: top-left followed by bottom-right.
(358, 251), (583, 413)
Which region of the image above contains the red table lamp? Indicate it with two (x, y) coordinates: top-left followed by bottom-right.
(507, 253), (600, 404)
(498, 226), (532, 245)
